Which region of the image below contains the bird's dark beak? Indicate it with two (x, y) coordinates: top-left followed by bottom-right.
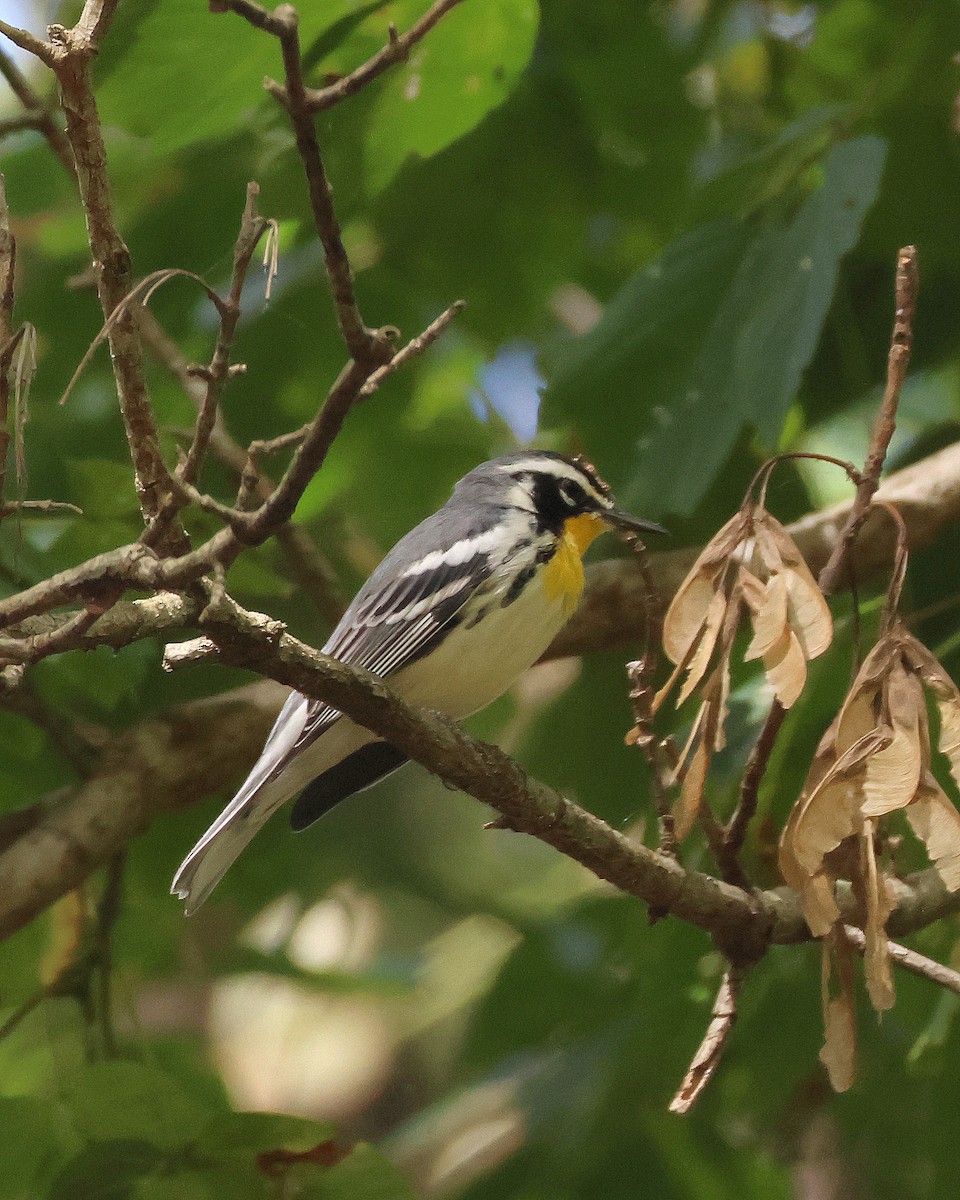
(603, 506), (667, 537)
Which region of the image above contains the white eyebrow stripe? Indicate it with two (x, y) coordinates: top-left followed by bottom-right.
(402, 528), (500, 576)
(496, 458), (610, 504)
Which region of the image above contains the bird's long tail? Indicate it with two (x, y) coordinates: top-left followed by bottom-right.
(171, 773), (295, 915)
(172, 691), (312, 914)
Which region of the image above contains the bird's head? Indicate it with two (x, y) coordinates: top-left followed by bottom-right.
(456, 451), (666, 553)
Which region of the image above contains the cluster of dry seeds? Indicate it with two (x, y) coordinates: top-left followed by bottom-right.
(651, 498), (960, 1089)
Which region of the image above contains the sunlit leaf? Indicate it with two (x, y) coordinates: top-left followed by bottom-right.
(365, 0), (539, 192)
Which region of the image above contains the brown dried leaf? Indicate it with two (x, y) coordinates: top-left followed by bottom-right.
(789, 733), (888, 877)
(752, 511), (786, 577)
(819, 935), (856, 1093)
(860, 666), (923, 817)
(713, 654), (731, 753)
(751, 511), (833, 660)
(744, 572), (788, 662)
(663, 572), (721, 667)
(662, 513), (748, 665)
(835, 687), (880, 759)
(937, 696), (960, 784)
(778, 722), (838, 892)
(800, 871), (842, 938)
(784, 562), (833, 660)
(896, 630), (960, 791)
(673, 736), (709, 842)
(862, 823), (895, 1012)
(834, 639), (896, 757)
(677, 588), (727, 706)
(762, 627), (807, 709)
(738, 566), (766, 613)
(672, 703), (706, 782)
(908, 774), (960, 891)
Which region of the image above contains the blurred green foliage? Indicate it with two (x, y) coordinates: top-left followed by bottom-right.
(3, 0), (960, 1197)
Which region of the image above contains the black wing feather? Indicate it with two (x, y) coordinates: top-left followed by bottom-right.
(290, 742), (408, 830)
(295, 545), (493, 749)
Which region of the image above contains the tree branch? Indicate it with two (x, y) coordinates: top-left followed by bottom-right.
(43, 22), (179, 531)
(669, 966), (744, 1114)
(216, 0), (393, 367)
(842, 925), (960, 999)
(304, 0), (468, 113)
(174, 183), (268, 490)
(0, 19), (55, 65)
(5, 586), (960, 951)
(139, 309), (349, 626)
(816, 245), (918, 595)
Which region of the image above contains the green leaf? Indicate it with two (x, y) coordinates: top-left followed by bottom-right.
(59, 1062), (212, 1152)
(545, 136), (886, 518)
(67, 460), (142, 520)
(196, 1110), (337, 1158)
(131, 1176), (218, 1200)
(364, 0), (539, 193)
(33, 642), (156, 718)
(94, 2), (274, 155)
(692, 105), (850, 222)
(0, 1096), (71, 1200)
(308, 1143), (418, 1200)
(47, 1141), (169, 1200)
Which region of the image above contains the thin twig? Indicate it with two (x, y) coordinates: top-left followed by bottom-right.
(0, 606), (111, 669)
(842, 925), (960, 998)
(357, 299), (465, 399)
(623, 533), (678, 859)
(304, 0), (469, 113)
(45, 19), (181, 534)
(177, 183), (268, 487)
(0, 19), (55, 64)
(721, 700), (786, 873)
(626, 658), (678, 860)
(0, 990), (44, 1041)
(0, 498), (83, 517)
(715, 246), (921, 884)
(236, 297), (465, 542)
(817, 245), (919, 595)
(139, 309), (348, 624)
(218, 0), (393, 367)
(670, 965), (745, 1113)
(0, 111), (46, 136)
(60, 268), (223, 410)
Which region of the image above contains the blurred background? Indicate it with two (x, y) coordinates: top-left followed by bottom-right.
(3, 1), (960, 1197)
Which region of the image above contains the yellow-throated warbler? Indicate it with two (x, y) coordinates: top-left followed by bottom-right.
(172, 452), (664, 912)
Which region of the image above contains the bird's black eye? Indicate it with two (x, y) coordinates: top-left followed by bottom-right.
(558, 478), (586, 508)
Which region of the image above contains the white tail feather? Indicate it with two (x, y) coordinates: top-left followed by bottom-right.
(171, 774), (297, 914)
(172, 693), (314, 913)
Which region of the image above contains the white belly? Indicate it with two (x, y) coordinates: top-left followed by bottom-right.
(279, 570), (572, 794)
(392, 572), (571, 717)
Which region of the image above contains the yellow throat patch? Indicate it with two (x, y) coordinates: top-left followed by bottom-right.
(542, 513), (605, 614)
